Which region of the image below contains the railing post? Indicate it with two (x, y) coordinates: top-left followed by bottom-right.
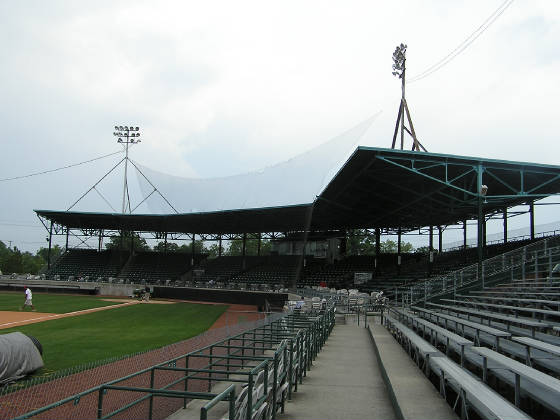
(229, 387), (236, 420)
(534, 251), (539, 279)
(208, 346), (213, 392)
(522, 247), (526, 280)
(149, 368), (155, 420)
(184, 355), (189, 408)
(453, 275), (456, 299)
(97, 387), (105, 420)
(248, 370), (254, 418)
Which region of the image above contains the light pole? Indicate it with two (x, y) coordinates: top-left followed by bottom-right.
(391, 43), (425, 152)
(392, 43), (407, 150)
(113, 126), (141, 213)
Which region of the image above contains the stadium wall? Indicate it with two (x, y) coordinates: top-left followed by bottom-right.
(153, 286), (287, 308)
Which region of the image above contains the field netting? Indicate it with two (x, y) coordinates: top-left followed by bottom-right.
(134, 115), (378, 213)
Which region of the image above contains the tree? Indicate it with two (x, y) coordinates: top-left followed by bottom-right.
(380, 240), (397, 253)
(401, 242), (414, 253)
(22, 252), (43, 274)
(105, 232), (150, 251)
(226, 239), (271, 256)
(346, 230), (364, 255)
(379, 239), (414, 253)
(152, 241), (180, 253)
(346, 231), (414, 255)
(2, 247), (23, 273)
(178, 240), (206, 254)
(37, 245), (63, 263)
(206, 243), (221, 258)
(415, 246), (431, 255)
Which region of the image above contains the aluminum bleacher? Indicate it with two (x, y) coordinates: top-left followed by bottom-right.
(382, 311), (534, 420)
(380, 238), (560, 419)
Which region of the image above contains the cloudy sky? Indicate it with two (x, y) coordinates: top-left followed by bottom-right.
(1, 0), (559, 252)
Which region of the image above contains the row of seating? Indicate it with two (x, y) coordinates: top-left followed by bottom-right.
(47, 249), (128, 280)
(384, 276), (560, 419)
(46, 235), (558, 290)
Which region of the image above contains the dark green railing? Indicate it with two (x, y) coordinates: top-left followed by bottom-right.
(13, 307), (335, 420)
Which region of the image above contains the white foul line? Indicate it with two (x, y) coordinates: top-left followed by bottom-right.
(0, 301), (138, 328)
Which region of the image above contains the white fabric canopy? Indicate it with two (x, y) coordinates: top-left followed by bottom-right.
(135, 115), (378, 214)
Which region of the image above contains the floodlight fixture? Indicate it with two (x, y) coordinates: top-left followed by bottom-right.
(112, 124), (142, 214)
(392, 43), (407, 79)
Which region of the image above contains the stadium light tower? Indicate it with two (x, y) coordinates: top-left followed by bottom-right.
(114, 126), (141, 213)
(391, 43), (426, 152)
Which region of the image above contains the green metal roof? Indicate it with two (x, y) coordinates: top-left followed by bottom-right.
(35, 147), (560, 234)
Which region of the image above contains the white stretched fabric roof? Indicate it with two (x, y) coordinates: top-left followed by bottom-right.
(135, 115), (377, 214)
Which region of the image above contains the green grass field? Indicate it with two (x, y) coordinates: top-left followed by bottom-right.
(0, 294), (228, 376)
(0, 292), (125, 313)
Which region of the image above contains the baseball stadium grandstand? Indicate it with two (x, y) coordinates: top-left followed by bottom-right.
(2, 143), (560, 420)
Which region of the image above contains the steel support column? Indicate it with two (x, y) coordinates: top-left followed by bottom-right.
(242, 233), (247, 270)
(397, 227), (402, 273)
(463, 219), (468, 263)
(191, 235), (195, 265)
(529, 201), (535, 240)
(47, 222), (53, 270)
(477, 164), (484, 282)
(429, 225), (434, 275)
(503, 207), (508, 244)
(438, 226), (443, 253)
(483, 216), (487, 249)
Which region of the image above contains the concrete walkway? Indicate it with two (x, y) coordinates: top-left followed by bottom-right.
(167, 316), (456, 420)
(277, 319), (395, 420)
